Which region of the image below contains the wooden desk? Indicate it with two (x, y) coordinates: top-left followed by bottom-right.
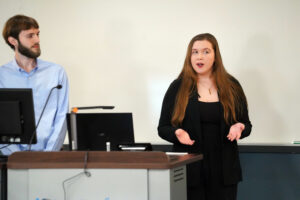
(7, 151), (202, 200)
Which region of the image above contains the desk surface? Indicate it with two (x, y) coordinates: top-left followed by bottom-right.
(7, 151), (203, 169)
(238, 143), (300, 153)
(150, 144), (300, 154)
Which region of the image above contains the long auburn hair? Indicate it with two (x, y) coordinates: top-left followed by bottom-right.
(171, 33), (247, 126)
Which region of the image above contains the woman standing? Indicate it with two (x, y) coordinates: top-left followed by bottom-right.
(158, 33), (252, 200)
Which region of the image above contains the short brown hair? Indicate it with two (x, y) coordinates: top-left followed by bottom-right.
(2, 15), (39, 49)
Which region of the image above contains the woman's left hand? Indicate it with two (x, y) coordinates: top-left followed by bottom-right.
(227, 122), (245, 141)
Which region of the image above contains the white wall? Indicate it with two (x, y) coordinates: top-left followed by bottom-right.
(0, 0), (299, 144)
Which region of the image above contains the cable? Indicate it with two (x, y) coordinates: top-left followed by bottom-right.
(62, 172), (86, 200)
(84, 151), (91, 177)
(62, 151), (91, 200)
(28, 85), (62, 151)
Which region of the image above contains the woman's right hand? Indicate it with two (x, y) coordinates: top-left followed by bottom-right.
(175, 129), (195, 145)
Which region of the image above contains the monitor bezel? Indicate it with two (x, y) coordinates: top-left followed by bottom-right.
(67, 112), (135, 151)
(0, 88), (37, 144)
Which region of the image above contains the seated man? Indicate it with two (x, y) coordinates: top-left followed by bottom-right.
(0, 15), (69, 155)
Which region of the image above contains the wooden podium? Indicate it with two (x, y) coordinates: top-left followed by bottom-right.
(7, 151), (202, 200)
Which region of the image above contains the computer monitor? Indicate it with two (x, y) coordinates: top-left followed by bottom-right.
(67, 113), (135, 151)
(0, 89), (37, 144)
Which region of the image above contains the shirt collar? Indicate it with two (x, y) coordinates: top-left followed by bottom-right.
(12, 58), (39, 73)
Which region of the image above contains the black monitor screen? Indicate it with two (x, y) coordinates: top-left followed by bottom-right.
(0, 89), (37, 144)
(67, 113), (134, 151)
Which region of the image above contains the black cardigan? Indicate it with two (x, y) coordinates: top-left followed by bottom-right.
(158, 78), (252, 185)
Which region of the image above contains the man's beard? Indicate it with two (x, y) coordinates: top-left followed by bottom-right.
(17, 41), (41, 59)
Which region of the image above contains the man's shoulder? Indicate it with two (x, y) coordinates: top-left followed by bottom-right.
(0, 60), (16, 72)
(0, 60), (14, 67)
(37, 59), (66, 75)
(37, 59), (64, 69)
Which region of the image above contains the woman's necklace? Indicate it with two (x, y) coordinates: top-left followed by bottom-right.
(198, 77), (215, 98)
(199, 84), (213, 95)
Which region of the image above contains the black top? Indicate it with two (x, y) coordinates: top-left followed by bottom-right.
(199, 101), (223, 190)
(199, 101), (221, 151)
(158, 78), (252, 185)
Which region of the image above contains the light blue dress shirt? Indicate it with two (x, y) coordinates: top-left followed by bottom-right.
(0, 58), (69, 155)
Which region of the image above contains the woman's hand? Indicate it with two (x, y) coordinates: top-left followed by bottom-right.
(227, 122), (245, 141)
(175, 129), (195, 145)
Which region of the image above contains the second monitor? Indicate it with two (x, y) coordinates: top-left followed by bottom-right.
(67, 113), (134, 151)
